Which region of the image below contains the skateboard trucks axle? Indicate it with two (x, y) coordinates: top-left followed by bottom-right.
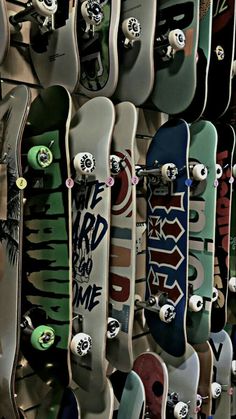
(9, 0), (57, 34)
(136, 162), (178, 182)
(135, 295), (176, 323)
(167, 392), (189, 418)
(155, 29), (185, 61)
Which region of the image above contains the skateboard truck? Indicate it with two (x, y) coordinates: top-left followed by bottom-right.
(155, 29), (186, 61)
(135, 294), (176, 323)
(136, 162), (178, 182)
(196, 393), (209, 412)
(167, 392), (189, 418)
(122, 17), (141, 48)
(81, 0), (104, 35)
(9, 0), (58, 34)
(20, 314), (55, 351)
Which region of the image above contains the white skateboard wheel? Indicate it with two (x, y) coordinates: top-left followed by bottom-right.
(168, 29), (185, 51)
(110, 155), (121, 175)
(196, 394), (202, 409)
(232, 360), (236, 375)
(81, 0), (103, 26)
(189, 295), (203, 312)
(216, 164), (223, 179)
(161, 163), (178, 182)
(159, 304), (176, 323)
(73, 152), (96, 174)
(232, 60), (236, 77)
(173, 401), (189, 418)
(107, 317), (120, 339)
(32, 0), (58, 16)
(192, 164), (208, 181)
(229, 277), (236, 292)
(122, 17), (141, 46)
(232, 163), (236, 177)
(70, 333), (92, 357)
(212, 287), (219, 302)
(211, 382), (222, 399)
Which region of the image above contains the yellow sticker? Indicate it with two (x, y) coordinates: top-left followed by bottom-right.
(16, 177), (27, 190)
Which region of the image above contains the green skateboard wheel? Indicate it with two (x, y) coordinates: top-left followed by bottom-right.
(27, 145), (53, 170)
(31, 325), (55, 350)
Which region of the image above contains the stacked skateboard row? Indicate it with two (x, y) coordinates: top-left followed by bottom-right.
(0, 0), (236, 418)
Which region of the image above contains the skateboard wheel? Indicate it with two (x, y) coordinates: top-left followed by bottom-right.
(122, 17), (141, 46)
(196, 394), (202, 409)
(31, 325), (55, 351)
(192, 164), (208, 181)
(173, 401), (189, 418)
(27, 146), (53, 170)
(232, 164), (236, 178)
(232, 360), (236, 375)
(161, 163), (178, 182)
(81, 0), (103, 26)
(159, 304), (176, 323)
(70, 333), (92, 356)
(188, 295), (203, 312)
(32, 0), (58, 16)
(211, 382), (222, 399)
(216, 164), (223, 179)
(212, 287), (219, 302)
(168, 29), (185, 51)
(232, 60), (236, 77)
(229, 277), (236, 292)
(110, 155), (121, 175)
(107, 317), (121, 339)
(73, 152), (96, 174)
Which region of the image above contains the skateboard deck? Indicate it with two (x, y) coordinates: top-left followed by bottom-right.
(180, 0), (213, 122)
(161, 343), (200, 419)
(145, 119), (190, 357)
(209, 330), (233, 419)
(0, 85), (31, 419)
(204, 0), (236, 120)
(22, 0), (80, 92)
(187, 120), (217, 344)
(152, 0), (199, 114)
(117, 370), (145, 419)
(20, 86), (72, 390)
(70, 97), (115, 396)
(114, 0), (156, 106)
(211, 123), (235, 332)
(107, 102), (138, 372)
(0, 0), (9, 65)
(133, 352), (168, 419)
(77, 0), (120, 98)
(228, 134), (236, 324)
(194, 342), (213, 419)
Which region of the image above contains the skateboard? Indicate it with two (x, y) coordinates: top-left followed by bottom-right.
(145, 118), (190, 357)
(69, 96), (115, 415)
(187, 120), (217, 344)
(8, 0), (80, 92)
(133, 352), (168, 419)
(151, 0), (199, 114)
(117, 370), (146, 419)
(106, 102), (138, 372)
(77, 0), (121, 98)
(160, 343), (200, 419)
(211, 123), (235, 333)
(132, 108), (165, 359)
(0, 0), (9, 65)
(209, 330), (233, 418)
(0, 85), (31, 419)
(180, 0), (213, 122)
(204, 0), (236, 120)
(228, 137), (236, 324)
(193, 342), (213, 418)
(20, 86), (73, 392)
(114, 0), (156, 106)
